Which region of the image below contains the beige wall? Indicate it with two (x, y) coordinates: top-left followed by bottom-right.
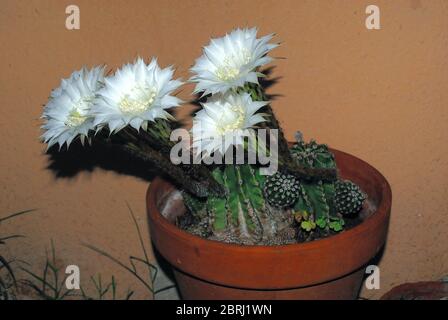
(1, 0), (447, 299)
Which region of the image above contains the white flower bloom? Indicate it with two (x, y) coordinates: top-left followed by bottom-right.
(41, 66), (105, 149)
(92, 58), (183, 133)
(190, 27), (278, 96)
(192, 92), (268, 156)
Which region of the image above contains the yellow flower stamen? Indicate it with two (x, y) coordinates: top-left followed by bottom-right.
(65, 96), (94, 127)
(217, 105), (246, 134)
(215, 49), (252, 82)
(65, 108), (87, 127)
(119, 86), (157, 115)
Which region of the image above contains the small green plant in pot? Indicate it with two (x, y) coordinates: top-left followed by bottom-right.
(41, 28), (391, 299)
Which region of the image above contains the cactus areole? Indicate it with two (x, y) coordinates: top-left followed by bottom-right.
(147, 148), (392, 299)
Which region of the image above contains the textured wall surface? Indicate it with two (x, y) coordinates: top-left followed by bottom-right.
(1, 0), (447, 299)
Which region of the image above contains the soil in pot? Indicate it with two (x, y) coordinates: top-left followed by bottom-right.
(176, 196), (377, 246)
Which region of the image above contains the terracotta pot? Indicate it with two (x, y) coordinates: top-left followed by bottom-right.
(146, 149), (392, 300)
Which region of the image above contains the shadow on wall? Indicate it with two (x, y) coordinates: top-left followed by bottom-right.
(45, 142), (158, 182)
(259, 66), (283, 100)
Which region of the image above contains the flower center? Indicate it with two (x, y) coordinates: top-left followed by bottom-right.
(216, 66), (240, 82)
(119, 85), (157, 115)
(66, 108), (87, 127)
(65, 96), (93, 127)
(217, 105), (246, 134)
(215, 48), (252, 82)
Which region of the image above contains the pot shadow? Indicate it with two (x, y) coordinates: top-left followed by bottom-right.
(153, 247), (182, 300)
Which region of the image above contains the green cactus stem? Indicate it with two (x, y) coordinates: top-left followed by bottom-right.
(205, 165), (263, 237)
(185, 164), (288, 243)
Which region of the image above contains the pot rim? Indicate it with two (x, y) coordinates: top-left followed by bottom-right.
(147, 148), (392, 253)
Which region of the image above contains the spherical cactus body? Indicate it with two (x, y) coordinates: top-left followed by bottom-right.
(263, 172), (301, 208)
(335, 180), (366, 215)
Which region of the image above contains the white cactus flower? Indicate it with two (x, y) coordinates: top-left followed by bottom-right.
(192, 92), (268, 156)
(190, 27), (278, 96)
(41, 66), (105, 149)
(92, 57), (183, 133)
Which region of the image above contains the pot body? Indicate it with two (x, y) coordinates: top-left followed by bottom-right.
(147, 149), (392, 300)
(173, 268), (365, 300)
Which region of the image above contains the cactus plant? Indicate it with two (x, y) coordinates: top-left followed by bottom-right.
(290, 138), (347, 234)
(291, 138), (335, 169)
(335, 180), (366, 215)
(41, 27), (367, 245)
(263, 172), (301, 208)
